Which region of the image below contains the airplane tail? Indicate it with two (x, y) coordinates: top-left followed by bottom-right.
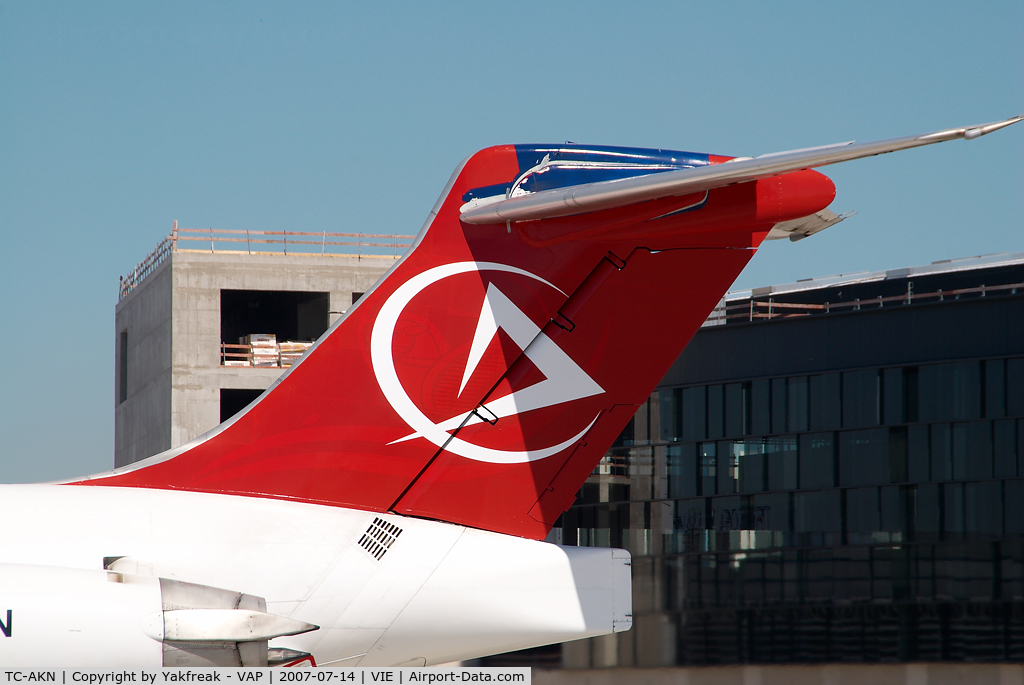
(72, 143), (836, 539)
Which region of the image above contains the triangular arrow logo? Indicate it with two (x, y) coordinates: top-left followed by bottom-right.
(392, 282), (603, 443)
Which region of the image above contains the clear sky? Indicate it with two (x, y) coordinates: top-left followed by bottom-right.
(1, 1), (1022, 483)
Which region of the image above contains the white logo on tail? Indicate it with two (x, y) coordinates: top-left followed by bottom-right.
(370, 262), (603, 464)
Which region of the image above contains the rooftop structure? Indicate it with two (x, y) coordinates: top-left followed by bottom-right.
(704, 251), (1024, 326)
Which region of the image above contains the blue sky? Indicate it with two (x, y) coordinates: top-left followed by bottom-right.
(1, 1), (1022, 482)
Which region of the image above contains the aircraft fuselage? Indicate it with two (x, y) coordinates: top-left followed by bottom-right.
(0, 485), (630, 666)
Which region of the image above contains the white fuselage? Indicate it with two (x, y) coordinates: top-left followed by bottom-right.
(0, 485), (630, 667)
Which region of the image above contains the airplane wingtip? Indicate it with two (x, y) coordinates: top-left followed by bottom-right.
(965, 114), (1024, 139)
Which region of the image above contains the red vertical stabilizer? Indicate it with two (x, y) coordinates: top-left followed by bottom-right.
(73, 143), (835, 539)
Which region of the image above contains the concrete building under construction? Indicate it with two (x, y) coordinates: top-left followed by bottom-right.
(114, 224), (407, 467)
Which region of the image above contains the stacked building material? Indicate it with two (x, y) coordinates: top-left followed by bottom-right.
(241, 333), (279, 367)
(279, 341), (313, 368)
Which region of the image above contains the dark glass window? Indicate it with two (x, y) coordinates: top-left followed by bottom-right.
(810, 373), (841, 431)
(633, 400), (649, 444)
(771, 378), (787, 434)
(750, 379), (770, 436)
(677, 497), (706, 532)
(594, 503), (628, 548)
(964, 480), (1002, 538)
(880, 485), (900, 533)
(766, 436), (798, 491)
(1020, 418), (1024, 477)
(919, 363), (952, 421)
(903, 367), (920, 423)
(659, 388), (679, 443)
(846, 487), (880, 540)
(644, 394), (658, 444)
(889, 426), (908, 483)
(843, 369), (879, 429)
(993, 419), (1017, 478)
(712, 496), (742, 532)
(883, 367), (904, 425)
(560, 507), (578, 546)
(919, 361), (981, 422)
(1005, 480), (1024, 535)
(735, 440), (765, 494)
(984, 359), (1006, 418)
(943, 483), (964, 538)
(795, 490), (841, 533)
(725, 383), (744, 438)
(930, 423), (952, 481)
(1007, 358), (1024, 417)
(965, 421), (993, 481)
(699, 442), (717, 496)
(908, 424), (930, 483)
(667, 443), (697, 499)
(916, 483), (940, 540)
(788, 376), (809, 433)
(627, 446), (654, 500)
(682, 386), (706, 442)
(718, 440), (738, 495)
(839, 428), (889, 487)
(751, 492), (789, 532)
(742, 381), (753, 435)
(799, 432), (835, 489)
(707, 385), (724, 439)
(947, 421), (992, 482)
(952, 422), (970, 480)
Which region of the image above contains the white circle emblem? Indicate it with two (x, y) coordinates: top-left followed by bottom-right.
(370, 261), (597, 464)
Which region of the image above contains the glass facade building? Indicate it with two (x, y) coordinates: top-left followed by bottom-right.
(549, 253), (1024, 667)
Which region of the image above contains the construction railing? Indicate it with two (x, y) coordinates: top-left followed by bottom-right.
(119, 237), (173, 301)
(723, 281), (1024, 323)
(170, 225), (413, 258)
(119, 221), (414, 301)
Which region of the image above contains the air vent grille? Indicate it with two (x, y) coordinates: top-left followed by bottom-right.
(358, 517), (403, 561)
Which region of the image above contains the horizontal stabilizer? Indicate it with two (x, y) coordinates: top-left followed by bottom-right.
(460, 115), (1022, 225)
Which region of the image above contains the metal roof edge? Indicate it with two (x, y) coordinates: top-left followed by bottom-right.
(733, 251), (1024, 299)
